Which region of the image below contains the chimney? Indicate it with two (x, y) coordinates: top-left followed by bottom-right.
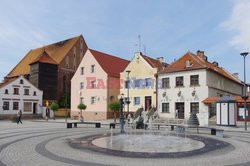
(232, 73), (239, 79)
(197, 50), (207, 61)
(212, 61), (219, 67)
(157, 57), (164, 63)
(197, 50), (204, 57)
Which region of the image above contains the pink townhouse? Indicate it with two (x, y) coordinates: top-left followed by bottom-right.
(71, 49), (129, 121)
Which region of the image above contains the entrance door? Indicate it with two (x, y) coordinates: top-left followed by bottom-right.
(33, 103), (37, 114)
(145, 96), (152, 111)
(175, 102), (184, 119)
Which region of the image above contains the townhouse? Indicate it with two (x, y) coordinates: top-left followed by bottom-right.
(71, 49), (129, 121)
(158, 50), (243, 126)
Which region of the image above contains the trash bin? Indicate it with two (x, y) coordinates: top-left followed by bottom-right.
(67, 123), (72, 128)
(110, 123), (116, 129)
(95, 123), (101, 128)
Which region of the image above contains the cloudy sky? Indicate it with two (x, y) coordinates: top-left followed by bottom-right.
(0, 0), (249, 82)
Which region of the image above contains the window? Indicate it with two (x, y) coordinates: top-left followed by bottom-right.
(3, 101), (9, 110)
(23, 102), (32, 112)
(13, 102), (19, 110)
(80, 97), (84, 104)
(33, 91), (37, 96)
(162, 78), (170, 88)
(145, 78), (151, 87)
(91, 65), (95, 73)
(4, 89), (8, 94)
(24, 89), (29, 95)
(80, 82), (84, 89)
(162, 103), (169, 113)
(176, 76), (184, 87)
(90, 81), (96, 88)
(191, 102), (199, 113)
(13, 88), (19, 95)
(125, 80), (130, 89)
(190, 75), (199, 86)
(65, 56), (69, 68)
(91, 97), (96, 104)
(20, 79), (23, 84)
(134, 97), (140, 105)
(135, 79), (141, 88)
(81, 67), (84, 75)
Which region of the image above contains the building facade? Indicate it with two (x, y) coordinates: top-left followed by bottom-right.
(0, 76), (43, 116)
(4, 35), (88, 104)
(71, 49), (129, 121)
(120, 52), (168, 114)
(158, 51), (243, 126)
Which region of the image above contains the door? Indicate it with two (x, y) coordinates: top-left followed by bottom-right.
(33, 103), (37, 114)
(145, 96), (152, 111)
(176, 102), (184, 119)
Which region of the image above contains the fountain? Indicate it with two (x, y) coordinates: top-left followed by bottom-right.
(69, 96), (230, 158)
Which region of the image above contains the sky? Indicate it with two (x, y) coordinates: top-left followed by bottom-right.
(0, 0), (249, 83)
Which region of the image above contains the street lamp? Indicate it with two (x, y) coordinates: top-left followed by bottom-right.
(119, 93), (125, 134)
(126, 70), (131, 115)
(240, 52), (249, 131)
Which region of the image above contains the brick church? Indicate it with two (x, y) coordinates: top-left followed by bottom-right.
(4, 35), (88, 105)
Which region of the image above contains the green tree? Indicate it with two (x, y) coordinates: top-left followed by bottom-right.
(50, 102), (59, 120)
(77, 103), (87, 122)
(108, 101), (120, 123)
(59, 92), (70, 108)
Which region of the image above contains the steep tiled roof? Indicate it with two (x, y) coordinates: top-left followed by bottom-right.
(7, 35), (83, 78)
(141, 55), (168, 71)
(159, 51), (242, 85)
(89, 49), (129, 77)
(29, 50), (58, 65)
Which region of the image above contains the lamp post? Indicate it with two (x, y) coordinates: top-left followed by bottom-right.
(126, 70), (131, 115)
(240, 52), (249, 131)
(119, 93), (125, 134)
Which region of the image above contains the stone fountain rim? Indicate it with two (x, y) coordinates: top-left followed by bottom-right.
(68, 132), (231, 158)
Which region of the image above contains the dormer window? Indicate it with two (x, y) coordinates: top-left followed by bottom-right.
(185, 60), (192, 68)
(4, 89), (8, 94)
(20, 79), (24, 84)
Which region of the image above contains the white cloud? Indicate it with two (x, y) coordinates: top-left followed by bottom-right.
(221, 0), (250, 50)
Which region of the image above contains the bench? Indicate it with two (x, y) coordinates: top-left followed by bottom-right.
(151, 123), (224, 137)
(67, 122), (101, 128)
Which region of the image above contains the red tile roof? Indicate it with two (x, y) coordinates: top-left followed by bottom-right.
(159, 51), (242, 85)
(29, 50), (58, 65)
(203, 94), (250, 104)
(141, 55), (168, 71)
(89, 49), (129, 77)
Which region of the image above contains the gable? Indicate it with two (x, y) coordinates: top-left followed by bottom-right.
(7, 35), (86, 78)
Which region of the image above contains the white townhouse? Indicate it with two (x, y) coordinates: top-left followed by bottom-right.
(157, 50), (243, 126)
(0, 76), (43, 117)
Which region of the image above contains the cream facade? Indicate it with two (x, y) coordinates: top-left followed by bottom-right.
(120, 52), (164, 113)
(0, 76), (43, 116)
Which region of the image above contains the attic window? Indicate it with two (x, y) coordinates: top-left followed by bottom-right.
(185, 60), (192, 68)
(20, 79), (24, 84)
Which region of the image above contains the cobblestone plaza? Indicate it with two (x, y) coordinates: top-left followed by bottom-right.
(0, 120), (250, 166)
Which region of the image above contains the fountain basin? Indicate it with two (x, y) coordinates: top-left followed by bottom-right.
(69, 131), (230, 158)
